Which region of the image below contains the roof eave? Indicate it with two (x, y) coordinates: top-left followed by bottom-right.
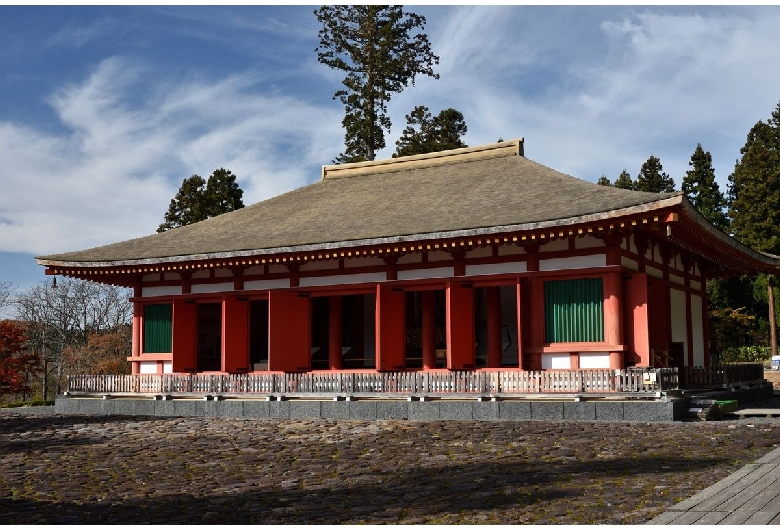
(37, 194), (685, 270)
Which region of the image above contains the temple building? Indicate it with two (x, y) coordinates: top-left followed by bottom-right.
(36, 139), (780, 377)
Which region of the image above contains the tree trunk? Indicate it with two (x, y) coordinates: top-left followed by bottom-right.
(769, 278), (777, 357)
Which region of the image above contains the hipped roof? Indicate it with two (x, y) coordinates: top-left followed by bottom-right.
(36, 139), (779, 276)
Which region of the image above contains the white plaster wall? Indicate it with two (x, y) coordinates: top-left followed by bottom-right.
(539, 254), (605, 271)
(466, 246), (494, 259)
(191, 270), (210, 280)
(691, 280), (702, 291)
(139, 361), (158, 374)
(575, 235), (606, 249)
(578, 352), (610, 369)
(498, 245), (525, 257)
(347, 256), (387, 268)
(398, 267), (454, 281)
(162, 361), (173, 374)
(141, 285), (182, 297)
(670, 288), (688, 365)
(540, 239), (568, 252)
(191, 282), (233, 294)
(215, 269), (233, 278)
(691, 294), (705, 366)
(300, 272), (386, 287)
(244, 278), (290, 291)
(646, 266), (663, 279)
(621, 256), (638, 272)
(465, 262), (527, 276)
(542, 353), (571, 369)
(428, 250), (452, 262)
(669, 274), (684, 286)
(299, 260), (337, 272)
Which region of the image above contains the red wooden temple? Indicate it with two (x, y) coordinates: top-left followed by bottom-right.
(37, 139), (780, 379)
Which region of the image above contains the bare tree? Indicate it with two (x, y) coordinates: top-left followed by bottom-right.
(15, 278), (132, 399)
(0, 281), (15, 319)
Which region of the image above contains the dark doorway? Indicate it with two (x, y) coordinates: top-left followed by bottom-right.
(310, 297), (330, 369)
(197, 302), (222, 371)
(249, 300), (269, 371)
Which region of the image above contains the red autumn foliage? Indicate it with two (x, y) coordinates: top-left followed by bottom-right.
(0, 320), (40, 396)
(62, 327), (132, 376)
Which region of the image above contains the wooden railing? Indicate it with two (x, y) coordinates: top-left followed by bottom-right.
(680, 363), (765, 389)
(66, 367), (687, 397)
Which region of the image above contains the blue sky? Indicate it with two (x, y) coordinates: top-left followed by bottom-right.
(2, 5), (780, 292)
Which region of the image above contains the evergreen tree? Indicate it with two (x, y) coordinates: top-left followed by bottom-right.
(613, 169), (635, 190)
(728, 102), (780, 254)
(681, 144), (729, 231)
(205, 168), (244, 218)
(635, 155), (675, 193)
(315, 6), (439, 163)
(393, 106), (467, 157)
(727, 100), (780, 355)
(158, 168), (245, 232)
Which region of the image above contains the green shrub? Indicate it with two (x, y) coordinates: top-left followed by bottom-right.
(719, 345), (772, 363)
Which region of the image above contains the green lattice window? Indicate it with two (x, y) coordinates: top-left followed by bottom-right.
(544, 278), (603, 343)
(143, 303), (172, 353)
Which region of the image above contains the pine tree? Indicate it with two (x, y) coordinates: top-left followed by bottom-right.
(613, 169), (635, 190)
(315, 6), (439, 163)
(728, 100), (780, 356)
(729, 103), (780, 254)
(635, 155), (675, 193)
(158, 169), (245, 232)
(681, 144), (729, 230)
(393, 106), (467, 157)
(596, 175), (612, 187)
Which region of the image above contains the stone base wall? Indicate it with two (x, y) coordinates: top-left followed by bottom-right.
(56, 396), (689, 422)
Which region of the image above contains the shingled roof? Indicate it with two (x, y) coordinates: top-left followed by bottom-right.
(35, 139), (778, 274)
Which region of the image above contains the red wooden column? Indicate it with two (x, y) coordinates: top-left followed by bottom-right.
(223, 297), (249, 372)
(700, 266), (711, 366)
(446, 281), (475, 369)
(376, 285), (405, 370)
(682, 258), (695, 367)
(268, 290), (310, 372)
(524, 245), (543, 370)
(526, 278), (545, 370)
(131, 283), (142, 375)
(515, 279), (525, 370)
(171, 299), (196, 373)
(623, 273), (650, 366)
(604, 271), (624, 369)
(486, 286), (502, 368)
(421, 290), (437, 370)
(329, 296), (343, 370)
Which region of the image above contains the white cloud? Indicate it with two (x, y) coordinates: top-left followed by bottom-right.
(383, 7), (780, 186)
(0, 56), (344, 256)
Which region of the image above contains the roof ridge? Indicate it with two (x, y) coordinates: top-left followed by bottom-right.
(321, 138), (524, 180)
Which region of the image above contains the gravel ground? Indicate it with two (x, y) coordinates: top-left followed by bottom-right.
(2, 402), (780, 525)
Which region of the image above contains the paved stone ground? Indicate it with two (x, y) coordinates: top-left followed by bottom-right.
(2, 406), (780, 524)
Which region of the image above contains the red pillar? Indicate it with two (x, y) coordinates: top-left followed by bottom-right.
(268, 290), (310, 372)
(223, 297), (249, 372)
(329, 296), (343, 370)
(486, 286), (502, 368)
(624, 273), (650, 366)
(604, 272), (624, 369)
(446, 281), (475, 369)
(516, 279), (525, 370)
(422, 290), (436, 370)
(171, 299), (196, 373)
(376, 285), (405, 371)
(131, 283), (142, 375)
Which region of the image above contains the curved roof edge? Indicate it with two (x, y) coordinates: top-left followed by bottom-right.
(37, 193), (686, 269)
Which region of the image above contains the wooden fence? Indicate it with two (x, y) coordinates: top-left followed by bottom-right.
(65, 367), (692, 397)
